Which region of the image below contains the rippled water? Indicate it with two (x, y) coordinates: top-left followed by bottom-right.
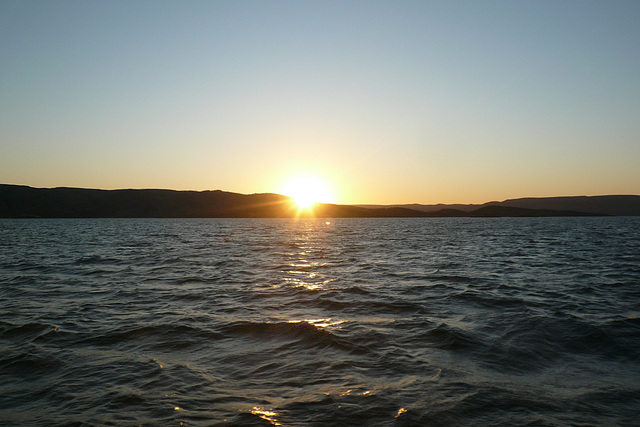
(1, 217), (639, 426)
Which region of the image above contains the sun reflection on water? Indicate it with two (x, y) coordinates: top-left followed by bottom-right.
(287, 318), (344, 328)
(395, 407), (408, 418)
(251, 407), (281, 425)
(275, 219), (337, 292)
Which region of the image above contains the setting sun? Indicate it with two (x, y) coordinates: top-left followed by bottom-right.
(281, 176), (333, 209)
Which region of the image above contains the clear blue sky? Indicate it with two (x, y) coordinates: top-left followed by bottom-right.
(1, 0), (638, 204)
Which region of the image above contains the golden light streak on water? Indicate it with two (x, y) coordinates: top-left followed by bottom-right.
(396, 407), (408, 418)
(251, 407), (281, 425)
(286, 318), (345, 329)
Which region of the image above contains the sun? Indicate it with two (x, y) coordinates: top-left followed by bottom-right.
(281, 176), (332, 209)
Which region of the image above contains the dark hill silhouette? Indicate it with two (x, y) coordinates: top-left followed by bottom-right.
(0, 184), (625, 218)
(468, 205), (594, 217)
(489, 195), (640, 216)
(358, 195), (640, 216)
(0, 185), (446, 218)
(310, 204), (434, 218)
(0, 185), (298, 218)
(356, 202), (480, 212)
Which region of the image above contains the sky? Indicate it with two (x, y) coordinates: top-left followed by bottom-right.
(1, 0), (639, 204)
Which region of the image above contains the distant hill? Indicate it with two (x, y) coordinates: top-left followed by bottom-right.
(358, 195), (640, 216)
(489, 195), (640, 216)
(0, 185), (297, 218)
(0, 185), (629, 218)
(0, 185), (431, 218)
(357, 202), (481, 213)
(465, 205), (595, 217)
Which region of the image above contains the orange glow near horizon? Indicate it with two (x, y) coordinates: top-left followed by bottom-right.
(280, 175), (334, 210)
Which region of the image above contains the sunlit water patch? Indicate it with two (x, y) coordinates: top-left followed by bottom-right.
(1, 217), (639, 425)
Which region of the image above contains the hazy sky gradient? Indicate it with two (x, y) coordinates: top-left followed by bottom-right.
(2, 0), (639, 204)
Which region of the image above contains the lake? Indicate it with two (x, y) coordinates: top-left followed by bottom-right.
(1, 217), (639, 426)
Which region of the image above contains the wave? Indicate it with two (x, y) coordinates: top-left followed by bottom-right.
(0, 347), (62, 380)
(223, 320), (361, 354)
(74, 254), (120, 265)
(1, 321), (57, 340)
(81, 324), (224, 350)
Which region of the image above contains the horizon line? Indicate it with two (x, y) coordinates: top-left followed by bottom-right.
(2, 183), (639, 207)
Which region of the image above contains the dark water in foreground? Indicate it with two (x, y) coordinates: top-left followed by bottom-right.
(1, 217), (639, 426)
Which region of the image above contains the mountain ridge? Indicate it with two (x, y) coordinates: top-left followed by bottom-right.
(1, 184), (637, 218)
(356, 194), (640, 216)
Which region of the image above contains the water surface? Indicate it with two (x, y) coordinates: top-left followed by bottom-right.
(1, 217), (639, 425)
